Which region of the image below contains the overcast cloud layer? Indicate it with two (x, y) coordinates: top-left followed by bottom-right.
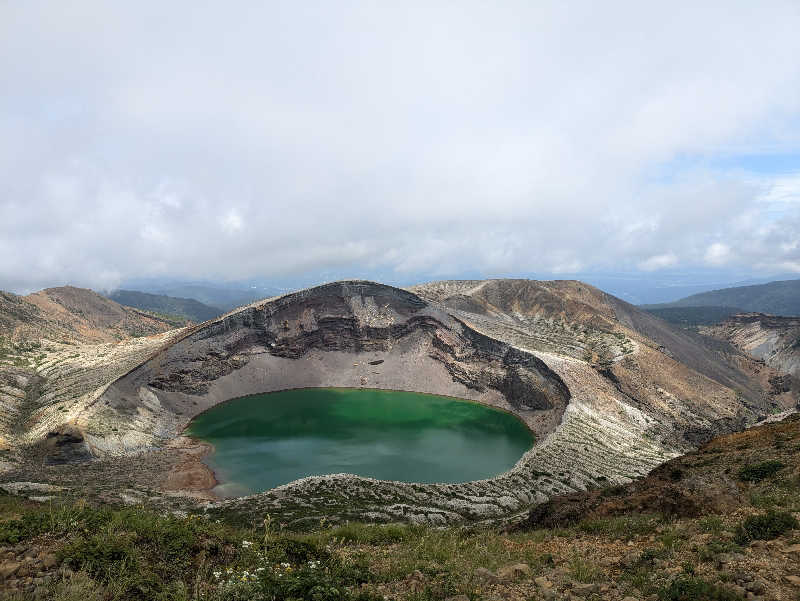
(2, 1), (800, 293)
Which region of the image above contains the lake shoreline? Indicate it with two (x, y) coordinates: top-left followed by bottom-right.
(161, 436), (221, 500)
(182, 387), (535, 495)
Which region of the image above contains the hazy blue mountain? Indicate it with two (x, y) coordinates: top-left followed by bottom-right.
(641, 305), (745, 327)
(644, 279), (800, 317)
(153, 285), (271, 311)
(117, 279), (283, 311)
(107, 290), (223, 322)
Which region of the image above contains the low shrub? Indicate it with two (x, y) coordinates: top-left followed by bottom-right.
(659, 576), (743, 600)
(733, 510), (799, 545)
(698, 540), (742, 563)
(696, 515), (725, 535)
(738, 461), (785, 482)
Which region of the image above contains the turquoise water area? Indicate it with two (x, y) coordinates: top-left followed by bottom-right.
(186, 388), (534, 496)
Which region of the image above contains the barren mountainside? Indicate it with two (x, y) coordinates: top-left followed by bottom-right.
(1, 286), (178, 344)
(0, 286), (183, 452)
(703, 313), (800, 382)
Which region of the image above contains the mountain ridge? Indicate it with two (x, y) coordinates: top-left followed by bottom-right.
(643, 278), (800, 317)
(1, 286), (178, 344)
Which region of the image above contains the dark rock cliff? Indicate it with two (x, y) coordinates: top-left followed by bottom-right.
(144, 281), (570, 412)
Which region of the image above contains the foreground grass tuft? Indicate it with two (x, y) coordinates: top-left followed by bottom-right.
(733, 510), (799, 545)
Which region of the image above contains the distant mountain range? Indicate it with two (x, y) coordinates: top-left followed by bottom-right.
(640, 305), (746, 327)
(106, 290), (222, 323)
(641, 279), (800, 325)
(117, 282), (279, 312)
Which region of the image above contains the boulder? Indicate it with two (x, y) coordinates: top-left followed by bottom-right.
(497, 562), (531, 580)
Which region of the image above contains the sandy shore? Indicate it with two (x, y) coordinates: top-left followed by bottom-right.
(161, 436), (220, 500)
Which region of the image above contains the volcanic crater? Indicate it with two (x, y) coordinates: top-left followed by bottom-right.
(2, 279), (794, 527)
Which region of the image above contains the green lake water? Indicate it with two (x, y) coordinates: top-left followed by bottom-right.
(186, 388), (534, 496)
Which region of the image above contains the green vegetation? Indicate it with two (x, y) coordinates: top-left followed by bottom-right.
(567, 555), (602, 583)
(2, 491), (800, 601)
(696, 515), (725, 535)
(697, 540), (742, 563)
(658, 577), (743, 601)
(733, 510), (799, 545)
(738, 460), (786, 482)
(133, 310), (191, 328)
(0, 497), (378, 601)
(576, 514), (659, 540)
(0, 336), (40, 367)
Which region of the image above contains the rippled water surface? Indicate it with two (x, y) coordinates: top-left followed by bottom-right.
(186, 387), (534, 496)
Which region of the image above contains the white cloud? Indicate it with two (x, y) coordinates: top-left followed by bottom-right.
(0, 2), (799, 292)
(704, 243), (731, 266)
(220, 210), (244, 235)
(639, 253), (679, 272)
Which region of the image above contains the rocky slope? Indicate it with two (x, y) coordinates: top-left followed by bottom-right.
(0, 279), (796, 527)
(702, 313), (800, 382)
(0, 287), (184, 451)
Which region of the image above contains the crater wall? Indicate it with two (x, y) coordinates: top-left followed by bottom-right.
(8, 279), (785, 527)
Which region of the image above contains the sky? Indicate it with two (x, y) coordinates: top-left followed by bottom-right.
(2, 1), (800, 296)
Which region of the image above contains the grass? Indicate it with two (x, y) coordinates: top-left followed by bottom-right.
(567, 555), (602, 583)
(0, 497), (245, 600)
(0, 497), (536, 600)
(696, 515), (725, 535)
(576, 514), (659, 540)
(311, 522), (422, 545)
(748, 476), (800, 511)
(697, 540), (742, 563)
(0, 495), (600, 601)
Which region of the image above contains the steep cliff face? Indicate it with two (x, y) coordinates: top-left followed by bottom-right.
(702, 313), (800, 398)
